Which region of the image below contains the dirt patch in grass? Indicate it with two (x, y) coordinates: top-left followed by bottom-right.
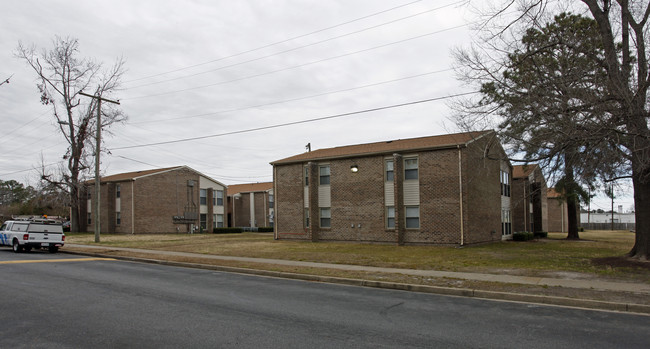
(592, 257), (650, 271)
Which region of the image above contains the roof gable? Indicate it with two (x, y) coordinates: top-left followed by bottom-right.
(87, 166), (225, 188)
(271, 130), (492, 165)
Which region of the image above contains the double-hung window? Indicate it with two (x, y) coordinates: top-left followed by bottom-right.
(385, 160), (394, 181)
(320, 208), (331, 228)
(405, 206), (420, 229)
(386, 206), (395, 229)
(405, 158), (418, 180)
(200, 189), (207, 205)
(214, 214), (224, 228)
(215, 190), (224, 206)
(319, 165), (330, 185)
(501, 171), (511, 197)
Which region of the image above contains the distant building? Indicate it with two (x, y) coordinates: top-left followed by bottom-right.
(83, 166), (226, 234)
(546, 188), (581, 233)
(511, 164), (548, 233)
(227, 182), (274, 228)
(271, 130), (512, 245)
(581, 212), (635, 224)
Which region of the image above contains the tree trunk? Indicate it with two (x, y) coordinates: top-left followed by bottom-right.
(564, 156), (580, 240)
(629, 170), (650, 259)
(69, 182), (81, 233)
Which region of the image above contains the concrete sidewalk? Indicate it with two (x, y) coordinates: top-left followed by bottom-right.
(65, 244), (650, 294)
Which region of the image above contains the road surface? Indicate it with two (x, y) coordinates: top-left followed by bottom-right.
(1, 250), (647, 348)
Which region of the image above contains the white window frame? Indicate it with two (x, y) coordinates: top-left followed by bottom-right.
(404, 157), (418, 180)
(386, 206), (395, 229)
(320, 207), (331, 228)
(405, 206), (420, 229)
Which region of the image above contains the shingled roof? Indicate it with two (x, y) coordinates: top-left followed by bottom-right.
(227, 182), (273, 196)
(271, 130), (493, 165)
(86, 166), (182, 184)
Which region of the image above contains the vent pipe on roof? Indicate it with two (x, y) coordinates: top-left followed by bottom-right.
(306, 143), (311, 152)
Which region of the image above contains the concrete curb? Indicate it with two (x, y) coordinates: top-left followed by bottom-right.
(63, 250), (650, 315)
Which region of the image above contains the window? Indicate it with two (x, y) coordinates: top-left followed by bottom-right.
(200, 189), (207, 205)
(386, 206), (395, 229)
(200, 214), (207, 229)
(320, 208), (331, 228)
(215, 190), (224, 206)
(87, 213), (92, 225)
(116, 184), (121, 198)
(319, 165), (330, 185)
(404, 158), (418, 180)
(269, 194), (274, 209)
(304, 209), (310, 228)
(385, 160), (394, 182)
(405, 206), (419, 229)
(501, 170), (511, 197)
(304, 166), (309, 186)
(116, 212), (121, 225)
(502, 210), (512, 236)
(214, 214), (224, 228)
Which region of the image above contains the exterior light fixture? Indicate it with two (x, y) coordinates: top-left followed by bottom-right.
(350, 165), (359, 173)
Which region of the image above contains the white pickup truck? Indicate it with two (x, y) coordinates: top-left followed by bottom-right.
(0, 220), (65, 253)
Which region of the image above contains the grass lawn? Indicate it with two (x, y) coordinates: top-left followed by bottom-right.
(66, 230), (649, 281)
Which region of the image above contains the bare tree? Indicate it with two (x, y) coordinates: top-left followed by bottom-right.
(453, 0), (650, 258)
(15, 36), (126, 232)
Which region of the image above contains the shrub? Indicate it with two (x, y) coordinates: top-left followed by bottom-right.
(257, 227), (274, 232)
(513, 231), (534, 241)
(213, 227), (243, 234)
(534, 231), (548, 238)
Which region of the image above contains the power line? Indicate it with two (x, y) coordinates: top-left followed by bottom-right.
(123, 0), (427, 84)
(124, 22), (469, 101)
(126, 1), (466, 90)
(111, 91), (478, 150)
(128, 68), (454, 125)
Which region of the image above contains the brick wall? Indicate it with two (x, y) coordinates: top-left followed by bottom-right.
(275, 163), (308, 239)
(511, 177), (529, 232)
(463, 138), (504, 244)
(319, 155), (394, 242)
(411, 149), (462, 244)
(274, 139), (508, 245)
(253, 192), (268, 227)
(547, 197), (580, 233)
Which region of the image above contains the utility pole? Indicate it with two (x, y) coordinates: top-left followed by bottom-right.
(79, 90), (120, 243)
(610, 183), (614, 231)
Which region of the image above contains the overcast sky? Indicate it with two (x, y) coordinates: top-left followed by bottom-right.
(0, 0), (633, 212)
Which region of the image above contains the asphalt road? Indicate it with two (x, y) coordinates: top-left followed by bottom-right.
(0, 249), (648, 349)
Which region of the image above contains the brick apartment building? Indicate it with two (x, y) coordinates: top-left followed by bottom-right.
(547, 188), (580, 233)
(82, 166), (226, 234)
(511, 164), (548, 233)
(227, 182), (274, 228)
(270, 130), (513, 245)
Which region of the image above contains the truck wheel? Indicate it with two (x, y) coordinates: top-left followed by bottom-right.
(12, 239), (23, 253)
(48, 246), (59, 253)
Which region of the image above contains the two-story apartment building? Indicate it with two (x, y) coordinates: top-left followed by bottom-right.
(82, 166), (226, 234)
(227, 182), (274, 228)
(270, 131), (512, 245)
(512, 164), (548, 233)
